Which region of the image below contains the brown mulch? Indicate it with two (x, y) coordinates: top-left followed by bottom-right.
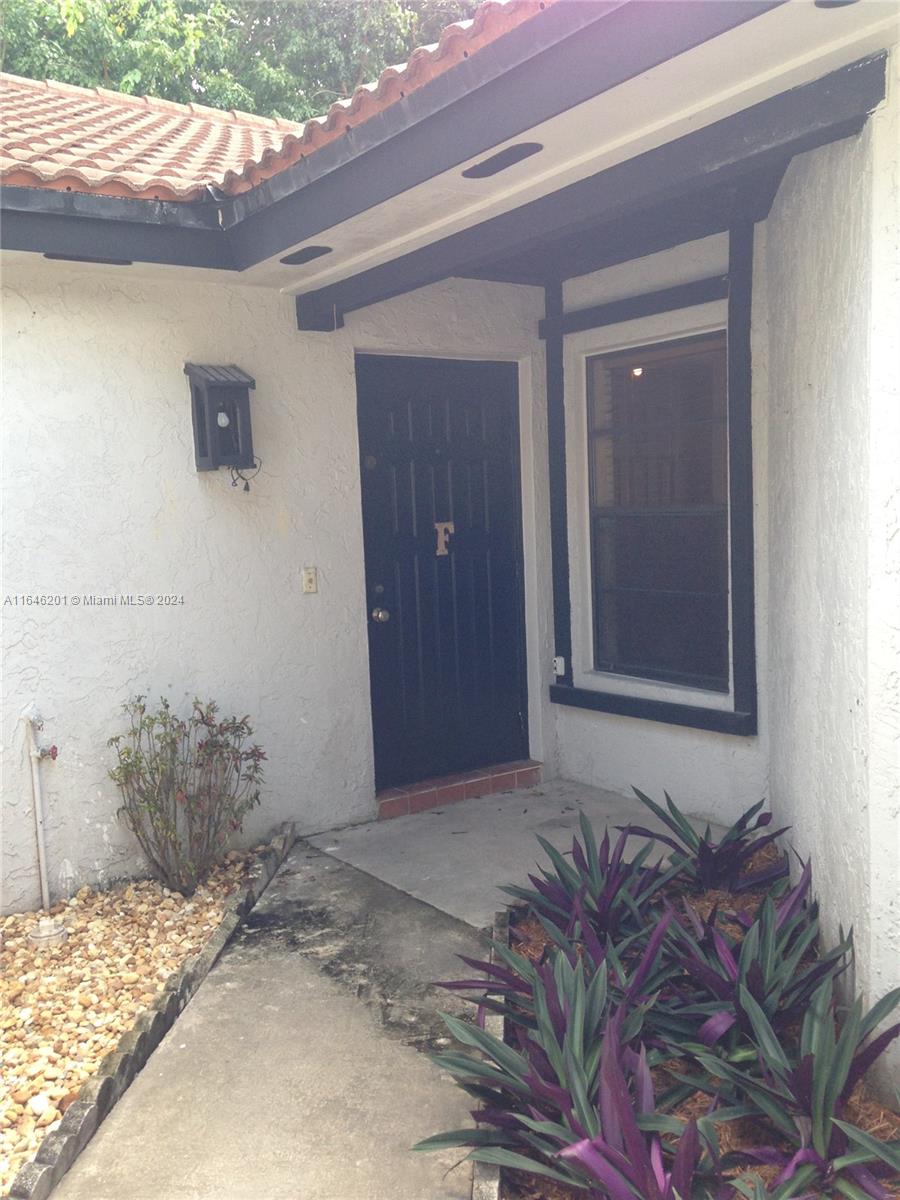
(663, 841), (787, 938)
(0, 853), (256, 1193)
(510, 914), (553, 963)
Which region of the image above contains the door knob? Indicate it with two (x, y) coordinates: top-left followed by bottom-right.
(371, 607), (390, 623)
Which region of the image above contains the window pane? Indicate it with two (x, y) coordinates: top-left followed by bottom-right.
(586, 332), (729, 689)
(594, 589), (729, 686)
(592, 512), (728, 594)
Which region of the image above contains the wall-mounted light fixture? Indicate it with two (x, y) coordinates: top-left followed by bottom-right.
(184, 363), (255, 472)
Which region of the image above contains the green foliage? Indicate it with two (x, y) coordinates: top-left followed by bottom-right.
(621, 791), (790, 894)
(666, 866), (852, 1051)
(499, 811), (680, 947)
(108, 694), (265, 894)
(691, 979), (900, 1198)
(0, 0), (478, 121)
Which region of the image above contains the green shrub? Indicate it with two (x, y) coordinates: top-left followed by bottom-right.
(108, 695), (265, 895)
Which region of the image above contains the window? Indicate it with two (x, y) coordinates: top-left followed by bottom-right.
(586, 332), (729, 690)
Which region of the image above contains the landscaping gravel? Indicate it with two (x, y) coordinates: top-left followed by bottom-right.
(0, 854), (254, 1195)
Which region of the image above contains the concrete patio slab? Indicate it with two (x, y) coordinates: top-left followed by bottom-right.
(309, 778), (691, 929)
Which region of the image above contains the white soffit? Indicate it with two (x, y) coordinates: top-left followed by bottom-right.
(256, 0), (899, 294)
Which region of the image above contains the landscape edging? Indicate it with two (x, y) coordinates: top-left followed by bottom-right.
(471, 908), (508, 1200)
(8, 822), (297, 1200)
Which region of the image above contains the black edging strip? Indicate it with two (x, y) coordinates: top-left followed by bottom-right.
(8, 823), (297, 1200)
(229, 1), (781, 270)
(470, 908), (509, 1200)
(545, 226), (758, 737)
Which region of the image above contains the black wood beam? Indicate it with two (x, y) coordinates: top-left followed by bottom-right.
(545, 281), (573, 688)
(548, 685), (756, 735)
(538, 275), (729, 340)
(295, 54), (885, 329)
(465, 165), (786, 286)
(726, 221), (758, 722)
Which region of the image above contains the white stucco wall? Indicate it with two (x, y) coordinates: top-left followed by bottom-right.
(1, 266), (548, 912)
(766, 53), (900, 1086)
(553, 235), (770, 827)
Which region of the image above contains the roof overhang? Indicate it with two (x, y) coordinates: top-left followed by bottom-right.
(1, 0), (895, 315)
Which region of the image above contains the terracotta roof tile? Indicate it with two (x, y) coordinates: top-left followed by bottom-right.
(0, 0), (550, 203)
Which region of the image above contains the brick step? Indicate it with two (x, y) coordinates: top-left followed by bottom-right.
(376, 759), (542, 820)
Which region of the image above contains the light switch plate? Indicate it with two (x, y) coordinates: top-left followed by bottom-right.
(301, 566), (318, 594)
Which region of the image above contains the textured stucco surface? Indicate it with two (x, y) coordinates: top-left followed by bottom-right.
(766, 58), (900, 1086)
(865, 44), (900, 1087)
(1, 268), (547, 912)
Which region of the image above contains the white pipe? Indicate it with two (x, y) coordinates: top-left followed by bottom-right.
(22, 707), (51, 912)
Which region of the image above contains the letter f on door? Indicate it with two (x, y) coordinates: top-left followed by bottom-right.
(434, 521), (455, 556)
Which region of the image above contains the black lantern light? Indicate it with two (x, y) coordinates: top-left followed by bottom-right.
(184, 363), (255, 472)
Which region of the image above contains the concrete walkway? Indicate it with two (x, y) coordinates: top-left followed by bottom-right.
(53, 844), (482, 1200)
(53, 777), (696, 1199)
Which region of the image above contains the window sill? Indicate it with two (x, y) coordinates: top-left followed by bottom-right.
(549, 683), (756, 736)
(578, 666), (731, 701)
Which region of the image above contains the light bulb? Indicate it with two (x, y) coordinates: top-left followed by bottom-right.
(631, 367), (643, 378)
(217, 410), (231, 428)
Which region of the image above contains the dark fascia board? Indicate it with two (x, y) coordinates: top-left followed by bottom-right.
(225, 0), (782, 269)
(295, 53), (885, 327)
(1, 1), (782, 270)
(224, 1), (622, 226)
(1, 186), (233, 270)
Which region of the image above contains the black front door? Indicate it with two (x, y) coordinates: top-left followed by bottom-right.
(356, 354), (528, 791)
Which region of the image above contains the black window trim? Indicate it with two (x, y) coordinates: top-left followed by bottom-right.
(546, 224), (758, 736)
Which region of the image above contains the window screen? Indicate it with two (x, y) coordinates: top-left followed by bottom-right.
(586, 331), (729, 690)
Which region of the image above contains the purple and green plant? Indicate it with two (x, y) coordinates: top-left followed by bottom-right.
(437, 908), (679, 1043)
(498, 811), (681, 947)
(620, 792), (790, 894)
(417, 997), (744, 1197)
(666, 862), (852, 1051)
(558, 1013), (742, 1199)
(691, 978), (900, 1199)
(415, 957), (652, 1188)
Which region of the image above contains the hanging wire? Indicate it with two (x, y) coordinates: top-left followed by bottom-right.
(230, 456), (262, 493)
